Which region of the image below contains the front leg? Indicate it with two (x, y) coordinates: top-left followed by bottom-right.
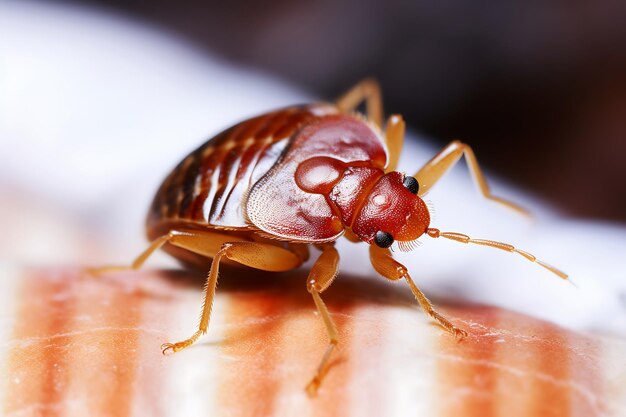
(369, 245), (467, 339)
(414, 140), (528, 216)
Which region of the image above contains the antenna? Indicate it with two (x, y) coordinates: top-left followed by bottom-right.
(426, 228), (570, 283)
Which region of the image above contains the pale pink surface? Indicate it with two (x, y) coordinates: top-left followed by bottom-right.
(1, 267), (624, 417)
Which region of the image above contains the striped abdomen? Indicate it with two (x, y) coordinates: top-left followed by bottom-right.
(147, 105), (336, 234)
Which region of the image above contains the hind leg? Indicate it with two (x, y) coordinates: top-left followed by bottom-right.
(88, 230), (249, 274)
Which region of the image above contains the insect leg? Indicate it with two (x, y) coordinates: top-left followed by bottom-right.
(414, 140), (528, 215)
(384, 114), (405, 172)
(161, 239), (303, 354)
(369, 245), (467, 339)
(335, 78), (383, 127)
(87, 230), (245, 274)
(335, 79), (404, 170)
(304, 243), (340, 396)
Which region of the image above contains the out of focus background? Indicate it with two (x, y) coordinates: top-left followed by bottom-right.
(84, 0), (626, 219)
(1, 0), (625, 335)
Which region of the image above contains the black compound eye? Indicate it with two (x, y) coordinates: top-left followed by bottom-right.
(374, 231), (394, 248)
(403, 176), (419, 194)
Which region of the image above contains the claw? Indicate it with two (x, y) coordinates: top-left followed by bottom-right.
(84, 267), (104, 277)
(161, 342), (179, 355)
(452, 327), (468, 340)
(305, 377), (321, 397)
(161, 337), (196, 354)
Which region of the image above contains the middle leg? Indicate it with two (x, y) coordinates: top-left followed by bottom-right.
(384, 114), (405, 173)
(335, 78), (383, 127)
(304, 243), (340, 396)
(335, 79), (405, 172)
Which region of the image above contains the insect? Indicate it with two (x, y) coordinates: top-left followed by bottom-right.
(95, 79), (569, 395)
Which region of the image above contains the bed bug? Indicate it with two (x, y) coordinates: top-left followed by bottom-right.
(95, 79), (569, 395)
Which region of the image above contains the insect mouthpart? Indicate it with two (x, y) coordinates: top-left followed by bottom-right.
(397, 239), (422, 252)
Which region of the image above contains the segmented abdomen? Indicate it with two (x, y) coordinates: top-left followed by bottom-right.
(147, 105), (336, 232)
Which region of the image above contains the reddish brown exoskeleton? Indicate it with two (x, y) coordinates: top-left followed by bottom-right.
(95, 80), (569, 395)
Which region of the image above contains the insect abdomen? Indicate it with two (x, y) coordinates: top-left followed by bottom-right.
(147, 105), (335, 232)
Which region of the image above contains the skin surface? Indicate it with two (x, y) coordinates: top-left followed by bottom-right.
(2, 266), (624, 417)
